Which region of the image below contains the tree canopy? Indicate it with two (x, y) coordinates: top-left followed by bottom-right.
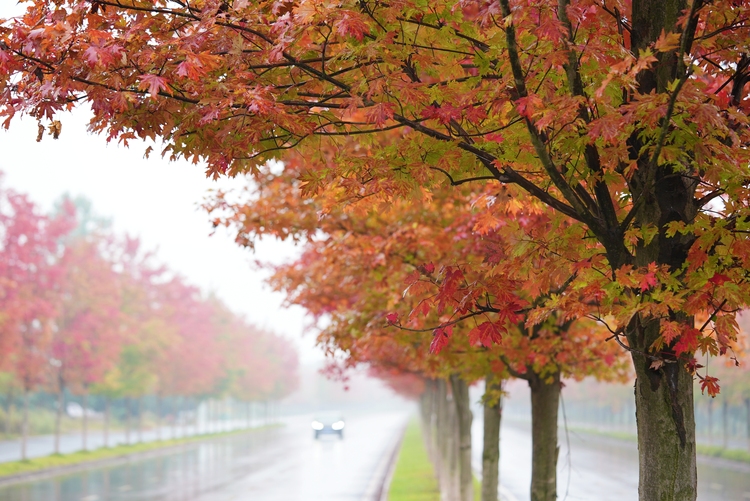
(3, 1), (750, 499)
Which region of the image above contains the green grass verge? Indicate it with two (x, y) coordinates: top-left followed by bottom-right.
(570, 426), (750, 463)
(696, 444), (750, 463)
(388, 419), (440, 501)
(568, 426), (636, 443)
(0, 425), (278, 478)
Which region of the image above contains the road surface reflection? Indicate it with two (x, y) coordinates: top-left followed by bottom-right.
(0, 412), (408, 501)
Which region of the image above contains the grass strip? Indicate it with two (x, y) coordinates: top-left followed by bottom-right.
(569, 426), (750, 463)
(0, 425), (278, 478)
(696, 444), (750, 463)
(388, 419), (440, 501)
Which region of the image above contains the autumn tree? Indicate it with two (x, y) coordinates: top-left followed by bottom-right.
(51, 235), (122, 452)
(213, 164), (626, 501)
(5, 1), (750, 498)
(0, 178), (74, 459)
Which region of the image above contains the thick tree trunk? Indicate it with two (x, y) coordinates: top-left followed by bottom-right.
(450, 375), (473, 501)
(434, 378), (455, 501)
(481, 375), (502, 501)
(420, 380), (437, 461)
(528, 371), (560, 501)
(82, 390), (88, 451)
(54, 381), (64, 455)
(631, 350), (697, 501)
(434, 379), (447, 497)
(21, 386), (29, 461)
(623, 2), (700, 499)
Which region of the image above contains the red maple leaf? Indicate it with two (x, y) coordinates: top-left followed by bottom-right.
(138, 74), (170, 97)
(660, 321), (682, 345)
(673, 327), (700, 357)
(468, 321), (504, 348)
(640, 270), (658, 292)
(365, 102), (395, 127)
(335, 11), (370, 41)
(429, 325), (453, 354)
(708, 273), (730, 286)
(699, 374), (721, 397)
(385, 312), (399, 324)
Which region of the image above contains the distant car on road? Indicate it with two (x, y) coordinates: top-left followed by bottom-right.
(311, 412), (345, 439)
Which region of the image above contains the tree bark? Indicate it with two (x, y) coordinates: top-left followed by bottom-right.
(528, 371), (560, 501)
(618, 1), (700, 498)
(420, 379), (437, 461)
(21, 385), (29, 461)
(450, 375), (473, 501)
(481, 375), (502, 501)
(434, 378), (454, 501)
(631, 349), (697, 501)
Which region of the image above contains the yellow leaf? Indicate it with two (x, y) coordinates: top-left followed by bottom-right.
(654, 31), (681, 53)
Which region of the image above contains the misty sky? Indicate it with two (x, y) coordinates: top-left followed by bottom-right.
(0, 2), (320, 363)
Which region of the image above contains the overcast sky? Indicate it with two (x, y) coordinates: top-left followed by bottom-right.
(0, 1), (320, 363)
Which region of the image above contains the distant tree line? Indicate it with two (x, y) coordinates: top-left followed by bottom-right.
(0, 175), (299, 459)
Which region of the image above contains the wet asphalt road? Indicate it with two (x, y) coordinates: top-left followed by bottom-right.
(6, 409), (749, 501)
(0, 421), (257, 464)
(477, 418), (750, 501)
(0, 412), (409, 501)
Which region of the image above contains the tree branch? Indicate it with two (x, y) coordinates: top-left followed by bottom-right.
(429, 167), (499, 186)
(498, 0), (603, 235)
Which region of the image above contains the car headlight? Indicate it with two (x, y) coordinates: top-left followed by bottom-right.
(311, 421), (324, 430)
(331, 421), (345, 431)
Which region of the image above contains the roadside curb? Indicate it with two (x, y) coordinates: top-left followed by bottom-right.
(0, 427), (272, 487)
(377, 420), (408, 501)
(362, 417), (408, 501)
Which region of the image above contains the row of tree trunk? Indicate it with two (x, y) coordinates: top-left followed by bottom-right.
(418, 371), (562, 501)
(13, 390), (272, 461)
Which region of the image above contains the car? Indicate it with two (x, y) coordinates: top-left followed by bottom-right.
(311, 412), (345, 439)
